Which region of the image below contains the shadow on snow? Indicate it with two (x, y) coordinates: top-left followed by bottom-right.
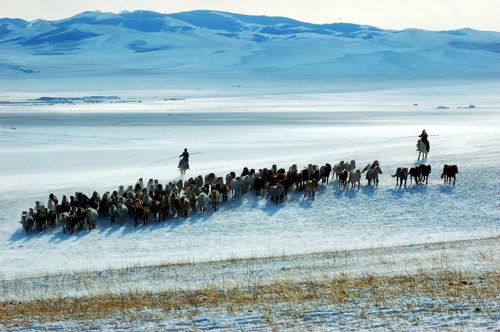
(10, 180), (397, 243)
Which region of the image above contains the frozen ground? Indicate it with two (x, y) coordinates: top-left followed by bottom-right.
(0, 79), (499, 279)
(2, 237), (499, 331)
(0, 79), (499, 330)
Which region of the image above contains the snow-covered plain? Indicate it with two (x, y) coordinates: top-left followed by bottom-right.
(0, 77), (499, 330)
(1, 78), (499, 280)
(1, 10), (500, 328)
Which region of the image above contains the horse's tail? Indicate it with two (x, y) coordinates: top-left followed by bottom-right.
(390, 174), (396, 178)
(440, 173), (444, 179)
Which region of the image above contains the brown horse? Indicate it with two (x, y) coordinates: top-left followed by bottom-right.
(304, 179), (319, 200)
(210, 190), (220, 211)
(408, 166), (421, 186)
(419, 164), (431, 184)
(338, 170), (348, 188)
(390, 167), (408, 188)
(440, 164), (458, 185)
(179, 197), (190, 217)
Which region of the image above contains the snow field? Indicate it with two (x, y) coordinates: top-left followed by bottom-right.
(0, 84), (499, 330)
(0, 90), (499, 279)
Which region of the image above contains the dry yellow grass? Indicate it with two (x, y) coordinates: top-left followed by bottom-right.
(1, 237), (499, 330)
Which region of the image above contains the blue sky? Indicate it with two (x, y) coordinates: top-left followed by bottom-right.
(2, 0), (499, 31)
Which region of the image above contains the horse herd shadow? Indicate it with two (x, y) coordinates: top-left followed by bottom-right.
(414, 158), (427, 166)
(11, 178), (451, 244)
(389, 184), (428, 198)
(439, 185), (455, 195)
(10, 211), (190, 245)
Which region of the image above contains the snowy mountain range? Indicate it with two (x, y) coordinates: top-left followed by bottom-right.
(1, 10), (500, 78)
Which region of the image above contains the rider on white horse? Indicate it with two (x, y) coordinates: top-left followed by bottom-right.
(419, 129), (430, 152)
(178, 148), (189, 169)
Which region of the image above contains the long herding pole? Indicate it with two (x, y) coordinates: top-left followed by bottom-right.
(378, 135), (439, 147)
(143, 152), (202, 168)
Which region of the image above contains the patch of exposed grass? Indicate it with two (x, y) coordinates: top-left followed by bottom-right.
(1, 238), (499, 330)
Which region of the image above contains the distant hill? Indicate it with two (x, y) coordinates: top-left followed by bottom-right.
(1, 10), (499, 78)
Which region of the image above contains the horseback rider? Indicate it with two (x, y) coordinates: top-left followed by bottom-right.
(419, 129), (430, 152)
(178, 148), (189, 169)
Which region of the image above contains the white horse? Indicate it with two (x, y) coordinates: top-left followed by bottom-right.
(366, 166), (382, 186)
(86, 207), (98, 230)
(196, 192), (209, 214)
(118, 203), (128, 223)
(416, 139), (428, 161)
(348, 169), (362, 189)
(333, 161), (345, 179)
(269, 185), (284, 204)
(20, 212), (34, 234)
(241, 175), (251, 194)
(230, 177), (242, 198)
(345, 160), (356, 173)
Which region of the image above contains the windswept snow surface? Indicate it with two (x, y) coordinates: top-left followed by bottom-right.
(0, 80), (499, 280)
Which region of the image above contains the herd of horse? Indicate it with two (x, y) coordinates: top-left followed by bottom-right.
(19, 156), (459, 235)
